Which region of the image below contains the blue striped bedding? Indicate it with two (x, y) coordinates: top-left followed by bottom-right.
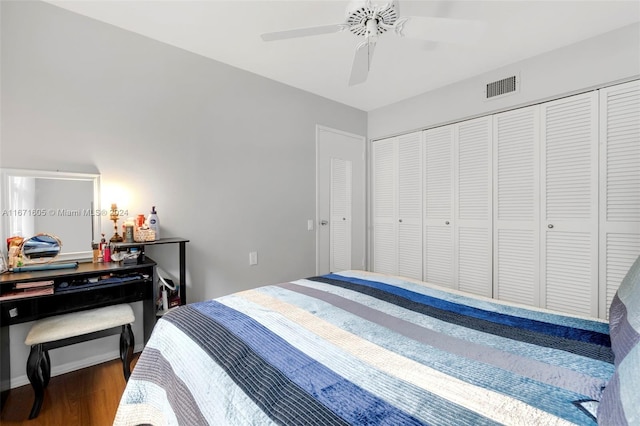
(114, 271), (615, 425)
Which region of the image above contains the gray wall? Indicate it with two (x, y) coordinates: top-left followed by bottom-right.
(369, 22), (640, 139)
(1, 0), (366, 386)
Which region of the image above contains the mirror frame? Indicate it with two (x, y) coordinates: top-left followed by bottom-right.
(1, 168), (101, 262)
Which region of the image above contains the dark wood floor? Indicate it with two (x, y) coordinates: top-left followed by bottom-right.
(1, 354), (139, 426)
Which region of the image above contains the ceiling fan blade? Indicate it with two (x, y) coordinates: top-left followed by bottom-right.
(420, 1), (453, 51)
(261, 24), (343, 42)
(349, 41), (376, 86)
(396, 16), (487, 45)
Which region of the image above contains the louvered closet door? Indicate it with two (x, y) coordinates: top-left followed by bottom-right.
(424, 125), (455, 287)
(493, 106), (540, 306)
(330, 158), (352, 272)
(372, 138), (397, 274)
(372, 133), (423, 279)
(455, 117), (493, 297)
(540, 92), (598, 317)
(397, 132), (423, 280)
(599, 80), (640, 318)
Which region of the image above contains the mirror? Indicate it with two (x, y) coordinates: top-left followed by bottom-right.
(1, 169), (100, 262)
(21, 233), (62, 264)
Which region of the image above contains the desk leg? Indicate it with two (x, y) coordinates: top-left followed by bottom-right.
(0, 324), (8, 410)
(179, 242), (187, 305)
(143, 268), (156, 344)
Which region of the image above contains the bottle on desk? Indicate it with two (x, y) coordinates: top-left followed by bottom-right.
(92, 243), (100, 263)
(147, 206), (160, 240)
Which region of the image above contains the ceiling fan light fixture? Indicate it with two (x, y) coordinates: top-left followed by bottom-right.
(365, 17), (379, 39)
(345, 0), (398, 37)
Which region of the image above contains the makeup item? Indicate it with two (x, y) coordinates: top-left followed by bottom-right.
(92, 243), (100, 263)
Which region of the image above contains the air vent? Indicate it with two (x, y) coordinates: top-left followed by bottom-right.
(485, 75), (518, 99)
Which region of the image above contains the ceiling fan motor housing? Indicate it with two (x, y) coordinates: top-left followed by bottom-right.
(345, 0), (399, 37)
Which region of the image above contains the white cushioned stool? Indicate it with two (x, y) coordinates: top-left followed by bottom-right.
(24, 304), (135, 419)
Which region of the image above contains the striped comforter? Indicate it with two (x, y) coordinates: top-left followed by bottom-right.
(114, 271), (614, 425)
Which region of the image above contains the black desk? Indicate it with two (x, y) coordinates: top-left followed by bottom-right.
(0, 259), (157, 410)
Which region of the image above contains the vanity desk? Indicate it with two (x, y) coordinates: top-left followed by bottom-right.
(0, 259), (158, 410)
(0, 169), (189, 411)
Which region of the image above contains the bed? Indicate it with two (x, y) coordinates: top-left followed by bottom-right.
(114, 259), (640, 426)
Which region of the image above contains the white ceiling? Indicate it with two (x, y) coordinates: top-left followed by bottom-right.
(46, 0), (640, 111)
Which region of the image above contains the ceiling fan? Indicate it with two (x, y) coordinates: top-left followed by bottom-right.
(261, 0), (487, 86)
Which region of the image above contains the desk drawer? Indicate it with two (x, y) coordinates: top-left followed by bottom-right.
(1, 280), (152, 325)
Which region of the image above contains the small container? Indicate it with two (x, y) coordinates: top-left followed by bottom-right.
(104, 246), (111, 262)
(92, 243), (100, 263)
(125, 225), (134, 243)
(136, 214), (146, 228)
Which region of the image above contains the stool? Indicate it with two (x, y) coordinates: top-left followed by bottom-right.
(24, 304), (135, 419)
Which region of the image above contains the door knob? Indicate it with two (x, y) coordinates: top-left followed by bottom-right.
(320, 220), (329, 226)
(445, 221), (450, 225)
(548, 224), (554, 229)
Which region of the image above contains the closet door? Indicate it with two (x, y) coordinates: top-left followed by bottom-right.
(397, 132), (423, 280)
(456, 117), (493, 297)
(599, 80), (640, 318)
(372, 132), (423, 279)
(372, 138), (397, 275)
(540, 92), (598, 317)
(424, 125), (455, 287)
(493, 106), (540, 306)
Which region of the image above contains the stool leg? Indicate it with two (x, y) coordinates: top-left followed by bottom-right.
(26, 344), (45, 419)
(120, 324), (134, 381)
(119, 326), (125, 362)
(42, 350), (51, 388)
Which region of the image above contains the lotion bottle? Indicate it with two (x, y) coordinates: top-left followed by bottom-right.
(148, 206), (160, 240)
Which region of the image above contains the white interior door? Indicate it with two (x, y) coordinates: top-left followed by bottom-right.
(493, 105), (540, 306)
(540, 91), (598, 317)
(330, 158), (352, 272)
(372, 137), (397, 274)
(455, 116), (493, 297)
(599, 80), (640, 318)
(397, 132), (423, 280)
(371, 132), (422, 280)
(317, 126), (365, 275)
(424, 125), (455, 287)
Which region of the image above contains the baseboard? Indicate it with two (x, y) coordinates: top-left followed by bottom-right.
(10, 343), (143, 389)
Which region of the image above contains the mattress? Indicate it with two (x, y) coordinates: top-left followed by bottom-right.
(114, 270), (615, 425)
